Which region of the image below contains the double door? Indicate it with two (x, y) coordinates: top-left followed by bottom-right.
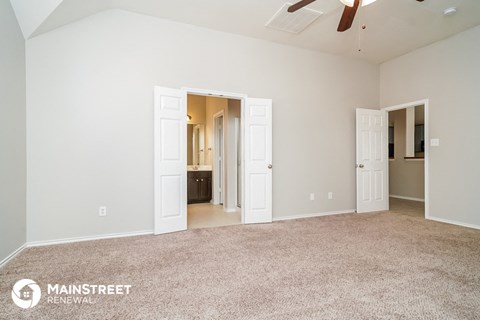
(154, 86), (273, 234)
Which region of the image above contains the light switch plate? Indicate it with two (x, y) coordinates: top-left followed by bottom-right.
(430, 138), (440, 147)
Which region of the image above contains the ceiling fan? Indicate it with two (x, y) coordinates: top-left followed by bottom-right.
(288, 0), (425, 32)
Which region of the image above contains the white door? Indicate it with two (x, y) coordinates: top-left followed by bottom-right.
(356, 108), (388, 213)
(244, 98), (273, 224)
(154, 87), (187, 234)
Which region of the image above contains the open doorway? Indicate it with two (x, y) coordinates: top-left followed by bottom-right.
(384, 100), (429, 219)
(387, 105), (425, 217)
(154, 86), (273, 235)
(186, 94), (242, 229)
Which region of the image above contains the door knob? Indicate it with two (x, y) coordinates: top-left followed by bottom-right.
(358, 164), (364, 168)
(268, 164), (273, 169)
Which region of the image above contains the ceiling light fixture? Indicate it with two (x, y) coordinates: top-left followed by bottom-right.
(339, 0), (377, 7)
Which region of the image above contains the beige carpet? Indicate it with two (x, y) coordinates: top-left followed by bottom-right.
(2, 202), (480, 319)
(389, 197), (425, 218)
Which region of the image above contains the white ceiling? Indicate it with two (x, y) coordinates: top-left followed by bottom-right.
(12, 0), (480, 63)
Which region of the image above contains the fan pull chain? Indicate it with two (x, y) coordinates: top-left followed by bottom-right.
(356, 5), (365, 53)
(358, 24), (366, 52)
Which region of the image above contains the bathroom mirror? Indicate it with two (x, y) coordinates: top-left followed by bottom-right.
(187, 124), (205, 165)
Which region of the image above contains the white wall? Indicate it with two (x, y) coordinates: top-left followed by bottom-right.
(26, 9), (379, 242)
(0, 0), (26, 262)
(381, 25), (480, 227)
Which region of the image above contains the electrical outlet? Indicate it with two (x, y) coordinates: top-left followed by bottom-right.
(310, 193), (315, 201)
(328, 192), (333, 200)
(99, 206), (107, 217)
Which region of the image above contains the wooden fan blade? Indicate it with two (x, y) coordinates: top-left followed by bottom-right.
(337, 0), (360, 32)
(288, 0), (316, 13)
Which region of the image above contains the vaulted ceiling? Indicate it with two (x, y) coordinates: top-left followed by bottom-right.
(10, 0), (480, 63)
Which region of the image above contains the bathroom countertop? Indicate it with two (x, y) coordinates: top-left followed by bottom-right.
(187, 165), (212, 171)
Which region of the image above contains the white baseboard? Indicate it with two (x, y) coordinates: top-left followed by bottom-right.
(0, 243), (27, 268)
(27, 230), (154, 247)
(427, 216), (480, 230)
(390, 195), (425, 202)
(273, 209), (355, 222)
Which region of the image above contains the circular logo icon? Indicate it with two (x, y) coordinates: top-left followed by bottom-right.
(11, 279), (41, 309)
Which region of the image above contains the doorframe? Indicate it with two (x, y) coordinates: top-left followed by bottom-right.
(182, 87), (247, 223)
(213, 110), (225, 206)
(382, 98), (430, 219)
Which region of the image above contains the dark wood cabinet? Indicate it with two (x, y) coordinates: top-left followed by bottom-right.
(187, 171), (212, 204)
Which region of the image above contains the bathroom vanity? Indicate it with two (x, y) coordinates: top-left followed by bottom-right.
(187, 170), (212, 204)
